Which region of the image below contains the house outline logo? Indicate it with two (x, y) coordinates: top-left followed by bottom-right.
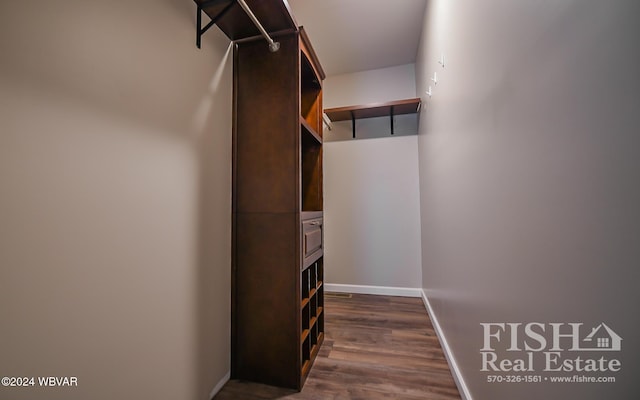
(580, 323), (622, 351)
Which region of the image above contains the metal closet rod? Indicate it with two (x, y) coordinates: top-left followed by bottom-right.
(236, 0), (280, 52)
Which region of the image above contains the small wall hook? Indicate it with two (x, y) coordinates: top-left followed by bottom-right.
(426, 86), (433, 98)
(438, 54), (445, 68)
(431, 72), (438, 86)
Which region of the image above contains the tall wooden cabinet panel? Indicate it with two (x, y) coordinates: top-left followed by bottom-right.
(232, 26), (325, 390)
(234, 34), (299, 213)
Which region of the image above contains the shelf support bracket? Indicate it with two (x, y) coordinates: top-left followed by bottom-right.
(196, 0), (235, 49)
(390, 106), (395, 135)
(195, 0), (280, 52)
(351, 111), (356, 139)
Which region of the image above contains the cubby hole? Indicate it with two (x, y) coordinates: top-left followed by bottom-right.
(301, 52), (321, 132)
(302, 302), (310, 332)
(301, 124), (322, 212)
(311, 321), (318, 348)
(301, 268), (310, 302)
(309, 264), (317, 294)
(302, 334), (311, 365)
(317, 289), (324, 316)
(311, 293), (318, 321)
(317, 306), (324, 331)
(316, 259), (323, 288)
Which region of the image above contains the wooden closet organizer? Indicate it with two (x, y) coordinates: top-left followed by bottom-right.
(194, 0), (326, 390)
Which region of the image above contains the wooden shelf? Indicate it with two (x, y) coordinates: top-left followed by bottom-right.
(302, 332), (323, 377)
(195, 0), (296, 42)
(324, 98), (421, 138)
(324, 98), (421, 122)
(301, 328), (310, 342)
(301, 297), (309, 309)
(301, 117), (322, 145)
(301, 359), (311, 378)
(310, 332), (323, 360)
(301, 322), (324, 380)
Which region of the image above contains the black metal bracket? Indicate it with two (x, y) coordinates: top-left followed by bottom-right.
(390, 106), (395, 135)
(351, 111), (356, 139)
(196, 0), (235, 49)
(350, 108), (396, 139)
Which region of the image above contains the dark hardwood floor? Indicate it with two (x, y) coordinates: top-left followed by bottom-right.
(214, 293), (462, 400)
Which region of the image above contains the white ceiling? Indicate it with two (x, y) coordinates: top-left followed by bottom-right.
(287, 0), (428, 77)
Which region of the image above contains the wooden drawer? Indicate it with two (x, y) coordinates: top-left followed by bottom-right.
(302, 216), (323, 269)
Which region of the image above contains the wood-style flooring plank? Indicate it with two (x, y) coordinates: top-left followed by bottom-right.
(214, 293), (461, 400)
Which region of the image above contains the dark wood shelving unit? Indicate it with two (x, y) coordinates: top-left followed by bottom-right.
(193, 0), (324, 390)
(229, 0), (325, 389)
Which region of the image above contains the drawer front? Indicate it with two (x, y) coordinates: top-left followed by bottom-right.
(302, 218), (323, 267)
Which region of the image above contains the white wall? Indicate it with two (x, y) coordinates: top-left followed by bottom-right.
(323, 65), (422, 292)
(324, 64), (417, 108)
(325, 64), (419, 141)
(416, 1), (640, 399)
(0, 1), (232, 399)
(324, 136), (422, 290)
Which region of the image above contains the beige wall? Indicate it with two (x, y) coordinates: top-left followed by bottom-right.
(0, 1), (232, 399)
(323, 65), (422, 291)
(324, 64), (417, 108)
(324, 64), (418, 141)
(324, 135), (422, 290)
(416, 1), (640, 399)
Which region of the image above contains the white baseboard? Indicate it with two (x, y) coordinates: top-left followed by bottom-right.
(325, 283), (422, 298)
(421, 290), (473, 400)
(209, 371), (230, 399)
